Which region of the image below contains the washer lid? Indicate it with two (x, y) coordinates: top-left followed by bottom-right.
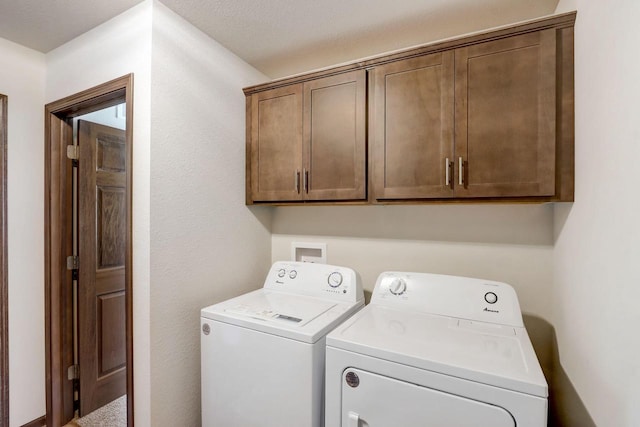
(326, 305), (548, 397)
(201, 289), (362, 343)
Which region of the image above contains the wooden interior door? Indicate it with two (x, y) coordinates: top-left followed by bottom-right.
(372, 51), (455, 200)
(303, 70), (366, 201)
(78, 120), (126, 415)
(250, 84), (303, 202)
(454, 29), (557, 198)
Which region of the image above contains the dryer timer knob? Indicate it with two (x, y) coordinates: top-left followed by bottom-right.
(389, 278), (407, 295)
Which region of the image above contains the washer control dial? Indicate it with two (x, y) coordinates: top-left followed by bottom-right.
(289, 270), (297, 279)
(277, 268), (286, 278)
(484, 292), (498, 304)
(328, 272), (343, 288)
(389, 278), (407, 295)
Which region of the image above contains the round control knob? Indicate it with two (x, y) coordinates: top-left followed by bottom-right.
(328, 272), (343, 288)
(289, 270), (297, 279)
(389, 278), (407, 295)
(484, 292), (498, 304)
(277, 268), (286, 278)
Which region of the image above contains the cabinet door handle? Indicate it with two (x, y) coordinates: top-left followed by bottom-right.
(304, 169), (309, 193)
(295, 170), (301, 193)
(458, 157), (464, 186)
(445, 158), (451, 186)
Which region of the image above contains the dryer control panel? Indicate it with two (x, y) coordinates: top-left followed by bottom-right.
(371, 272), (523, 327)
(264, 261), (364, 304)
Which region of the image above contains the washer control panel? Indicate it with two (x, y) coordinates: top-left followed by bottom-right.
(372, 272), (523, 327)
(264, 261), (363, 303)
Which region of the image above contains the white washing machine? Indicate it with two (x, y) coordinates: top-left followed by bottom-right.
(201, 261), (364, 427)
(325, 271), (548, 427)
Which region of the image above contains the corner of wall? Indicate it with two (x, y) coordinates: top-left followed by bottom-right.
(148, 5), (272, 425)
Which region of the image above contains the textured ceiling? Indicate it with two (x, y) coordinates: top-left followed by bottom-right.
(0, 0), (559, 78)
(0, 0), (144, 52)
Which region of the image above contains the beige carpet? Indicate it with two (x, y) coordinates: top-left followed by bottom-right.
(65, 395), (126, 427)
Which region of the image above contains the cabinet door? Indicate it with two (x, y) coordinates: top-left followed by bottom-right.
(250, 84), (303, 202)
(454, 29), (557, 198)
(303, 70), (366, 201)
(372, 51), (455, 200)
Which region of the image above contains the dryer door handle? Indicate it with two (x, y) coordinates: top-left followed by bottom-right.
(348, 411), (360, 427)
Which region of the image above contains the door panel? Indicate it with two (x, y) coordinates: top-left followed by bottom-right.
(454, 30), (556, 197)
(372, 52), (455, 199)
(251, 85), (303, 201)
(98, 291), (126, 375)
(97, 186), (125, 268)
(341, 368), (515, 426)
(303, 70), (366, 200)
(78, 120), (126, 415)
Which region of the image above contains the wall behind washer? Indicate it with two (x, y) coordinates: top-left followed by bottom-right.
(272, 204), (555, 321)
(0, 36), (46, 427)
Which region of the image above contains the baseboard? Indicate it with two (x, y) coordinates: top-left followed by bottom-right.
(21, 415), (46, 427)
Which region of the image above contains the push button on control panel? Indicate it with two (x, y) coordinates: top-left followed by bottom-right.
(484, 291), (498, 304)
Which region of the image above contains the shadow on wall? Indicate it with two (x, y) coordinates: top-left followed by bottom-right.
(523, 315), (596, 427)
(553, 202), (573, 243)
(247, 205), (273, 233)
(272, 204), (555, 246)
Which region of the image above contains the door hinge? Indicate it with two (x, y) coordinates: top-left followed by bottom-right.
(66, 255), (79, 271)
(67, 364), (80, 380)
(67, 256), (79, 280)
(66, 145), (79, 160)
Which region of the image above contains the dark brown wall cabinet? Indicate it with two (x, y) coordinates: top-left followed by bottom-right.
(248, 70), (366, 203)
(372, 51), (455, 199)
(373, 29), (559, 200)
(244, 12), (575, 205)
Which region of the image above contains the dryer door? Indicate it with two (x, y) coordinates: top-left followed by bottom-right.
(341, 368), (515, 427)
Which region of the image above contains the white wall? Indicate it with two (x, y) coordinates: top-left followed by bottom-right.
(552, 1), (640, 426)
(148, 2), (271, 425)
(272, 204), (555, 321)
(0, 37), (46, 427)
(45, 2), (154, 425)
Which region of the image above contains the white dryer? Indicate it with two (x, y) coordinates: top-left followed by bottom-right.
(201, 261), (364, 427)
(325, 272), (548, 427)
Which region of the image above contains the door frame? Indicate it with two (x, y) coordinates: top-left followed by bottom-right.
(1, 94), (8, 427)
(44, 75), (133, 427)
